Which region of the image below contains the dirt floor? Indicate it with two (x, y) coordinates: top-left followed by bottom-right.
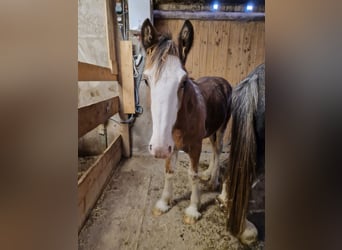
(78, 145), (264, 250)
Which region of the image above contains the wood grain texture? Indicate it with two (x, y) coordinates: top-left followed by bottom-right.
(119, 40), (135, 114)
(154, 10), (265, 21)
(78, 136), (122, 231)
(78, 96), (120, 138)
(154, 19), (265, 86)
(78, 61), (118, 81)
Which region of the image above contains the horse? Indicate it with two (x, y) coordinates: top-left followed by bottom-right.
(140, 18), (232, 224)
(221, 63), (265, 245)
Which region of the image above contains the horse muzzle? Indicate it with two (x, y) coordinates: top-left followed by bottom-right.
(149, 144), (173, 159)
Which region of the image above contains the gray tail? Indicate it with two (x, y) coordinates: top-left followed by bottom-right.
(226, 74), (259, 236)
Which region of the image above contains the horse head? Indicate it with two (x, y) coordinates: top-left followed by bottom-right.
(141, 19), (194, 158)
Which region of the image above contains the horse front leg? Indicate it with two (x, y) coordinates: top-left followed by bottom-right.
(152, 150), (178, 216)
(183, 144), (202, 224)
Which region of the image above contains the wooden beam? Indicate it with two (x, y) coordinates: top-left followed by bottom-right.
(78, 61), (118, 81)
(105, 0), (119, 74)
(78, 96), (120, 138)
(119, 40), (135, 114)
(153, 10), (265, 21)
(78, 136), (122, 231)
(116, 40), (133, 157)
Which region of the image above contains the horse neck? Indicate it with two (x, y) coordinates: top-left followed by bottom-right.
(174, 78), (207, 138)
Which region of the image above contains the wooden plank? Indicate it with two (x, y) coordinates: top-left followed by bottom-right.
(154, 19), (265, 86)
(198, 20), (209, 77)
(219, 21), (230, 79)
(190, 20), (200, 79)
(119, 40), (135, 114)
(116, 38), (132, 158)
(154, 10), (265, 21)
(78, 135), (122, 231)
(78, 61), (118, 81)
(120, 122), (131, 158)
(78, 96), (120, 138)
(105, 0), (118, 74)
(206, 21), (215, 76)
(212, 21), (223, 76)
(243, 22), (254, 78)
(255, 22), (265, 67)
(236, 23), (247, 83)
(247, 22), (258, 74)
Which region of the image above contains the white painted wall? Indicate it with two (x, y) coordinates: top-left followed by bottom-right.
(127, 0), (153, 31)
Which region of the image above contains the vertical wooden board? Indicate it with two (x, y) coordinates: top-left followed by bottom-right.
(226, 21), (238, 86)
(190, 20), (200, 79)
(206, 21), (215, 76)
(227, 22), (236, 85)
(236, 22), (245, 84)
(245, 22), (253, 75)
(224, 21), (232, 83)
(105, 0), (118, 74)
(220, 21), (231, 82)
(213, 21), (226, 77)
(78, 136), (122, 231)
(198, 20), (209, 77)
(119, 40), (135, 114)
(246, 22), (258, 75)
(208, 21), (216, 76)
(234, 22), (246, 84)
(120, 121), (131, 158)
(255, 22), (265, 66)
(239, 22), (253, 80)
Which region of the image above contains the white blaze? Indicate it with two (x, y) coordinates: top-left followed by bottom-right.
(145, 55), (186, 158)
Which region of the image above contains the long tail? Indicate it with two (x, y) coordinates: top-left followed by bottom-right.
(226, 73), (259, 236)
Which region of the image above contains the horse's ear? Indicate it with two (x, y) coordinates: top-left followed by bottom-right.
(178, 20), (194, 65)
(141, 18), (159, 50)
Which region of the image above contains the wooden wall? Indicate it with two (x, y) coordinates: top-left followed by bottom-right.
(154, 18), (265, 87)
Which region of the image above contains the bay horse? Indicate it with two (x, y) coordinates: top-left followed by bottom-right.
(141, 19), (232, 224)
(220, 63), (265, 245)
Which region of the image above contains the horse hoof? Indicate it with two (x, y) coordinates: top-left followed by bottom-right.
(152, 200), (171, 216)
(152, 207), (165, 217)
(183, 206), (201, 224)
(239, 220), (258, 246)
(183, 214), (198, 224)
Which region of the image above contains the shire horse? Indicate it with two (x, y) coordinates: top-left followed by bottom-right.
(141, 19), (232, 225)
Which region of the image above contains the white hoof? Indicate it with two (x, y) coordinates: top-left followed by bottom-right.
(183, 206), (201, 224)
(239, 220), (258, 246)
(152, 199), (171, 216)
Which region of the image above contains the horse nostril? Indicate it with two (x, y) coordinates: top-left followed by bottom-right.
(168, 146), (172, 153)
(149, 144), (152, 151)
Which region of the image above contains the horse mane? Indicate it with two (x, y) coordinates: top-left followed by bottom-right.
(145, 32), (179, 81)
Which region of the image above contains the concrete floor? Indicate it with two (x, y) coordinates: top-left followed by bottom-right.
(78, 147), (264, 250)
